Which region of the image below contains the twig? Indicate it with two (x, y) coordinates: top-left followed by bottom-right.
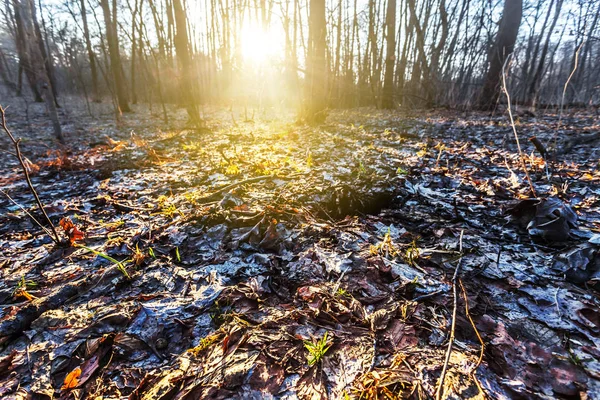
(0, 188), (54, 239)
(553, 41), (584, 149)
(435, 230), (464, 400)
(0, 105), (61, 244)
(501, 56), (537, 198)
(197, 172), (307, 204)
(459, 279), (486, 398)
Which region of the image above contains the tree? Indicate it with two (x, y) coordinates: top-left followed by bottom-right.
(303, 0), (327, 123)
(381, 0), (396, 109)
(79, 0), (100, 102)
(172, 0), (201, 125)
(12, 0), (63, 142)
(479, 0), (523, 110)
(100, 0), (131, 113)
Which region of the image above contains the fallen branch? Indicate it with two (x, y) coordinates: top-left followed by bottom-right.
(0, 105), (61, 245)
(197, 172), (307, 204)
(435, 230), (464, 400)
(555, 131), (600, 155)
(0, 266), (121, 344)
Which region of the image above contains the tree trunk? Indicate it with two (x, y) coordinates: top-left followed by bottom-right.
(100, 0), (131, 113)
(12, 0), (63, 142)
(479, 0), (523, 110)
(381, 0), (396, 108)
(172, 0), (201, 124)
(79, 0), (99, 102)
(33, 0), (60, 108)
(303, 0), (327, 123)
(528, 0), (563, 107)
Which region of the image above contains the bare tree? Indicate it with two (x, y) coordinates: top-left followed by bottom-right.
(303, 0), (327, 123)
(100, 0), (130, 112)
(381, 0), (396, 108)
(479, 0), (523, 110)
(172, 0), (200, 124)
(12, 0), (63, 142)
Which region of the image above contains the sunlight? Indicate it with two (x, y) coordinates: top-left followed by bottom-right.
(240, 22), (281, 65)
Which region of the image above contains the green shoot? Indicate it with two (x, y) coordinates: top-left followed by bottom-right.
(13, 275), (38, 301)
(175, 246), (181, 262)
(396, 166), (408, 175)
(148, 247), (156, 258)
(75, 244), (131, 279)
(304, 332), (333, 366)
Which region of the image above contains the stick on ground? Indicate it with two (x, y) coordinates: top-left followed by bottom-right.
(435, 230), (464, 400)
(0, 105), (61, 245)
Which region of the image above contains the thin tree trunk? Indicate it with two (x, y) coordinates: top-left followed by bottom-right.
(100, 0), (131, 113)
(479, 0), (523, 110)
(12, 0), (63, 142)
(381, 0), (396, 108)
(172, 0), (201, 124)
(304, 0), (327, 123)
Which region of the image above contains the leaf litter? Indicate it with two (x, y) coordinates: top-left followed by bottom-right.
(0, 103), (599, 399)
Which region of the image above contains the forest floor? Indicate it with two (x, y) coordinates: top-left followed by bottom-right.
(0, 99), (599, 400)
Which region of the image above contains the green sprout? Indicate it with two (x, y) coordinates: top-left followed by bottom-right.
(304, 332), (333, 366)
(75, 244), (131, 279)
(148, 247), (156, 258)
(13, 275), (38, 301)
(396, 166), (408, 175)
(175, 247), (181, 262)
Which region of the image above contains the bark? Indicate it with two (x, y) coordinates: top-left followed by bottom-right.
(100, 0), (131, 112)
(479, 0), (523, 110)
(172, 0), (201, 124)
(79, 0), (99, 102)
(0, 48), (17, 91)
(528, 0), (563, 106)
(12, 0), (63, 142)
(381, 0), (396, 109)
(303, 0), (327, 123)
(33, 0), (59, 107)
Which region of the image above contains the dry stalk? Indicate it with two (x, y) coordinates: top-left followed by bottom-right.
(435, 230), (463, 400)
(0, 105), (61, 244)
(501, 55), (537, 198)
(552, 41), (584, 149)
(459, 279), (487, 398)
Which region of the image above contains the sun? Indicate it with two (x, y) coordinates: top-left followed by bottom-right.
(240, 22), (282, 65)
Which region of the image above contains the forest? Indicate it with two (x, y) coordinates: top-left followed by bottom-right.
(0, 0), (599, 398)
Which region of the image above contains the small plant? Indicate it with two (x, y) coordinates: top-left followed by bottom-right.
(13, 275), (38, 301)
(396, 166), (408, 175)
(304, 331), (333, 366)
(335, 287), (351, 299)
(354, 159), (367, 178)
(131, 243), (146, 267)
(148, 247), (156, 258)
(403, 239), (420, 267)
(155, 195), (184, 218)
(175, 246), (181, 262)
(187, 333), (220, 356)
(224, 163), (241, 176)
(75, 244), (131, 279)
(306, 152), (314, 168)
(370, 228), (399, 258)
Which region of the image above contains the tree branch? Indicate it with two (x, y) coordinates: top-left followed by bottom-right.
(0, 105), (61, 245)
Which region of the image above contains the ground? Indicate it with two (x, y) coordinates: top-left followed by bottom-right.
(0, 99), (599, 399)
